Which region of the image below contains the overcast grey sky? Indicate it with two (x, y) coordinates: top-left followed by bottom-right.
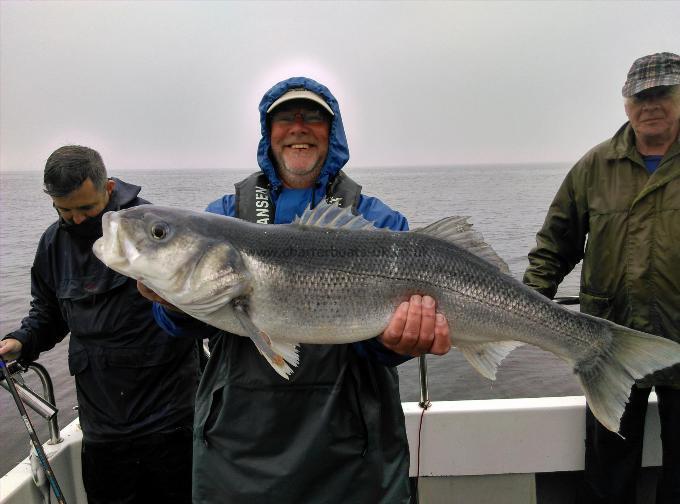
(1, 1), (679, 172)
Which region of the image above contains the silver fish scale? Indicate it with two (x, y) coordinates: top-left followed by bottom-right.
(235, 224), (606, 360)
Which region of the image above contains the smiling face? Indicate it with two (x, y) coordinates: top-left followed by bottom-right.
(624, 85), (680, 153)
(269, 99), (331, 188)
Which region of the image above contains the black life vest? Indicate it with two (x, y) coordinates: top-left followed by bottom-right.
(234, 171), (362, 223)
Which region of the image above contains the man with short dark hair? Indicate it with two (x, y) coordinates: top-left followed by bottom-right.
(524, 52), (680, 504)
(138, 77), (451, 503)
(0, 145), (199, 504)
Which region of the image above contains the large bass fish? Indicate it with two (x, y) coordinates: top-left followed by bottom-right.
(93, 203), (680, 433)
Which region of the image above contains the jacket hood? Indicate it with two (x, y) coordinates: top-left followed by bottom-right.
(256, 77), (350, 194)
(110, 177), (142, 208)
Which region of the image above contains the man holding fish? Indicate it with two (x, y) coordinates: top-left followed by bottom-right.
(137, 77), (452, 503)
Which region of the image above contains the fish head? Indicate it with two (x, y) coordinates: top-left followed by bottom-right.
(93, 205), (251, 316)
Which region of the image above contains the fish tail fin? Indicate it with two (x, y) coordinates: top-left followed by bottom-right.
(575, 322), (680, 434)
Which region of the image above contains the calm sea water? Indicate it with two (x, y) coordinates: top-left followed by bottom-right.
(0, 164), (583, 476)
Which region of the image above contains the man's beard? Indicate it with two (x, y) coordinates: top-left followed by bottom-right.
(58, 198), (117, 240)
(59, 211), (105, 239)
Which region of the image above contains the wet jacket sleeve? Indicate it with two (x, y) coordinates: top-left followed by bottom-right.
(152, 303), (219, 339)
(523, 167), (589, 299)
(205, 195), (236, 217)
(3, 263), (70, 362)
(356, 195), (409, 231)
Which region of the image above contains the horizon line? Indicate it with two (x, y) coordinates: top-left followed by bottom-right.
(0, 160), (573, 174)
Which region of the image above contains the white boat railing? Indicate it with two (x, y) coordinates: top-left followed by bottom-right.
(1, 394), (662, 504)
(404, 394), (661, 477)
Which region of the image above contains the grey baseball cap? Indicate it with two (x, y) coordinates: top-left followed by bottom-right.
(266, 88), (334, 115)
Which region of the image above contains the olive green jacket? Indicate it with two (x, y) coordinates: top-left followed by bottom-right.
(524, 122), (680, 387)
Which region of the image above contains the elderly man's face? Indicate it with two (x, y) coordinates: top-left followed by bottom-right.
(269, 101), (330, 187)
(625, 86), (680, 143)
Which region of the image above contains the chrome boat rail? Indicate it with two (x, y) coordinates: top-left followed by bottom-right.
(0, 361), (62, 445)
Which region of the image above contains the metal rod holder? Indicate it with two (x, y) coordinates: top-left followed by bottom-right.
(418, 355), (431, 409)
(0, 361), (62, 444)
(1, 379), (57, 420)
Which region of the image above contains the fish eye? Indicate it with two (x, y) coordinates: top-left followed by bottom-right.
(150, 222), (170, 241)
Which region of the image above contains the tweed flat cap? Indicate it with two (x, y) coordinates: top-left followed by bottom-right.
(622, 52), (680, 97)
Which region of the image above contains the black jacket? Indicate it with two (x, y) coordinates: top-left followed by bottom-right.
(6, 178), (199, 441)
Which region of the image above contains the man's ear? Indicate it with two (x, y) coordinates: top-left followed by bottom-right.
(106, 178), (116, 195)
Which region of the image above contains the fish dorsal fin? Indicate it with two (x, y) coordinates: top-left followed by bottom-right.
(416, 216), (510, 274)
(294, 200), (378, 230)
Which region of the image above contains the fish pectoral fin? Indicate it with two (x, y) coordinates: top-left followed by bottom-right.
(457, 340), (524, 380)
(233, 306), (300, 379)
(250, 334), (300, 380)
(267, 339), (301, 372)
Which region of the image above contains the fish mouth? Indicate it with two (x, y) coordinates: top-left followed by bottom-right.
(93, 212), (135, 270)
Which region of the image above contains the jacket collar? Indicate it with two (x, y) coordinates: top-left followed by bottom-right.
(604, 122), (639, 161)
(605, 121), (680, 163)
(109, 177), (142, 208)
